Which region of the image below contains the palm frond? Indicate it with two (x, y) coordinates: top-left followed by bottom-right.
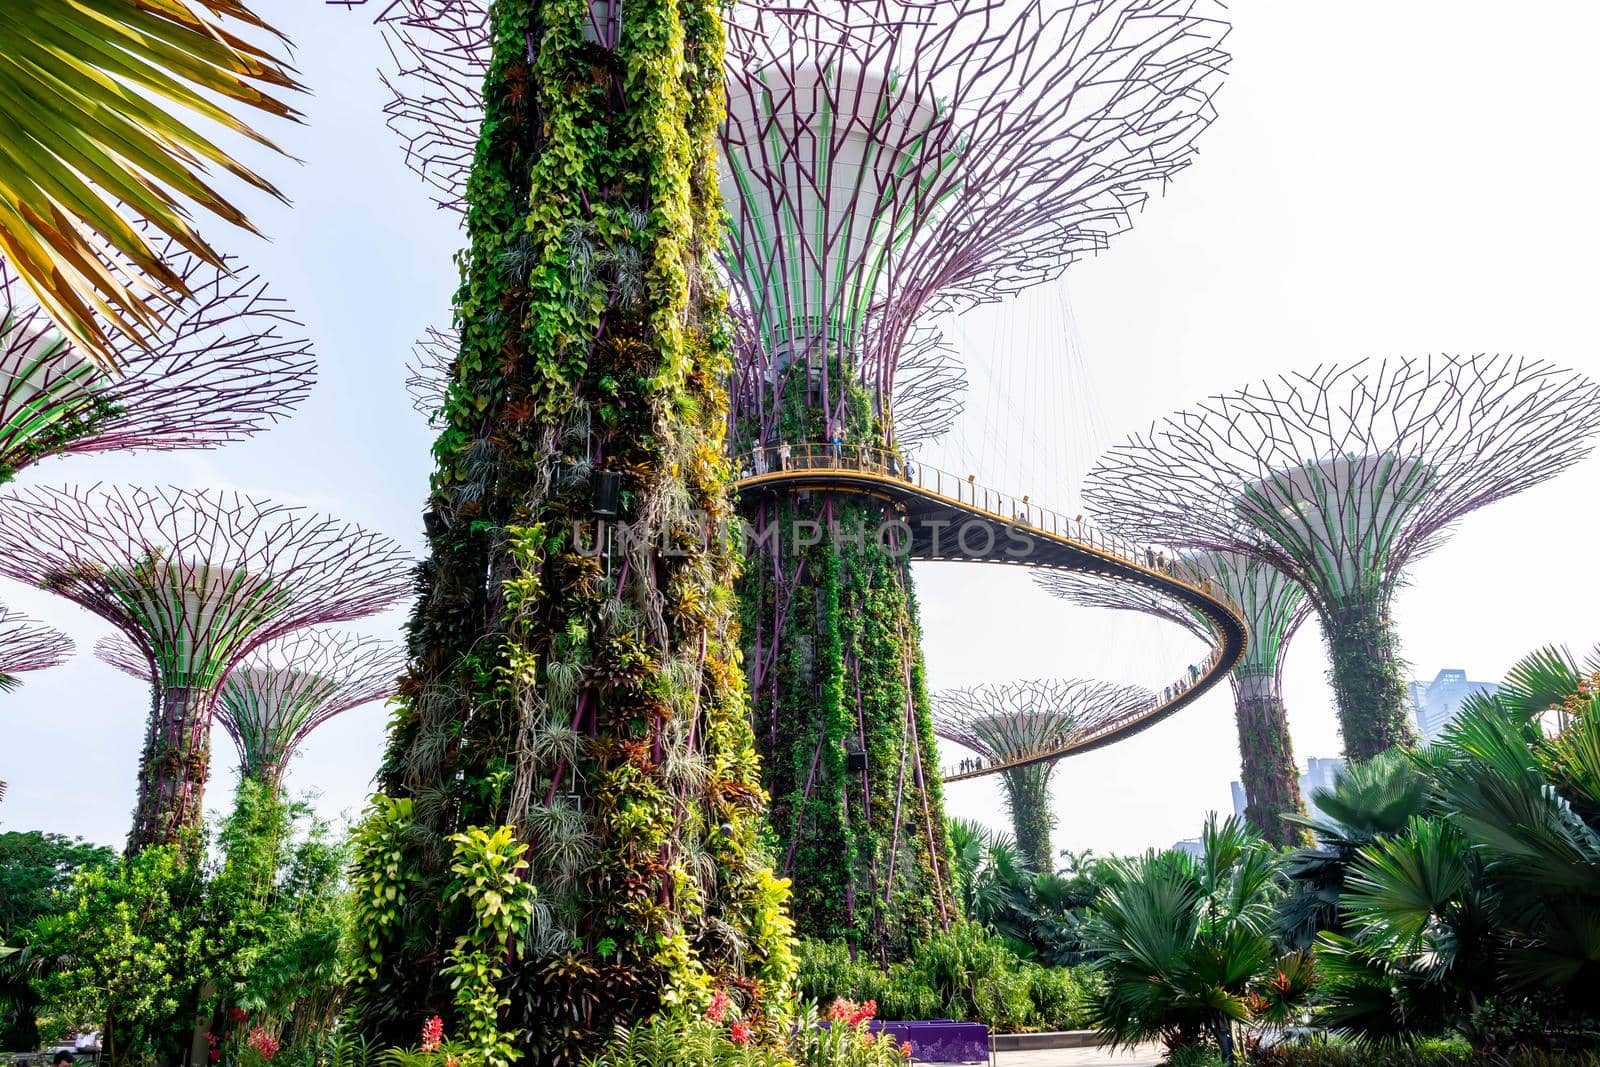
(0, 0), (301, 369)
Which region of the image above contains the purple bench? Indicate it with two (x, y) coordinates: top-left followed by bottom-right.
(866, 1020), (990, 1064)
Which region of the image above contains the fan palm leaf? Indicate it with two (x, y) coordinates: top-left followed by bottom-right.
(0, 0), (300, 369)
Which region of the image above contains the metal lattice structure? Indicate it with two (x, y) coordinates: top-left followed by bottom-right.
(340, 0), (1225, 447)
(1036, 551), (1315, 844)
(0, 606), (73, 692)
(99, 629), (405, 787)
(0, 244), (314, 478)
(0, 486), (413, 848)
(932, 678), (1154, 868)
(1084, 354), (1600, 760)
(722, 0), (1229, 446)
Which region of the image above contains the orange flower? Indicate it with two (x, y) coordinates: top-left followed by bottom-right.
(901, 1040), (914, 1057)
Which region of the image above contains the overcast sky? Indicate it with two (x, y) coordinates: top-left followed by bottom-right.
(3, 1), (1598, 859)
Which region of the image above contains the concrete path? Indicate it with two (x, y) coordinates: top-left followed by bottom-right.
(924, 1045), (1165, 1067)
(995, 1046), (1163, 1067)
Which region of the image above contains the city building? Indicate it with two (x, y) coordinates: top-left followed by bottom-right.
(1409, 669), (1498, 740)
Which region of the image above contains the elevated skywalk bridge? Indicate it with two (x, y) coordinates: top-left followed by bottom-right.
(734, 443), (1250, 782)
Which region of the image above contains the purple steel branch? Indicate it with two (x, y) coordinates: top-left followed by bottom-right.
(0, 606), (73, 688)
(0, 243), (314, 472)
(721, 0), (1227, 444)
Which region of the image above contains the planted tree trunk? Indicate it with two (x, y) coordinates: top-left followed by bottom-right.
(999, 765), (1055, 873)
(1322, 595), (1417, 761)
(127, 686), (209, 852)
(352, 1), (795, 1059)
(1231, 674), (1310, 847)
(740, 490), (953, 960)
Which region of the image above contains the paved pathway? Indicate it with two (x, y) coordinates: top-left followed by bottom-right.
(995, 1047), (1162, 1067)
(924, 1045), (1164, 1067)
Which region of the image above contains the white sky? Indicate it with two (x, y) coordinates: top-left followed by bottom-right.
(3, 1), (1598, 858)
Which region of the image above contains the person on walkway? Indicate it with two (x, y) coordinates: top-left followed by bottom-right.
(829, 431), (843, 463)
(777, 440), (791, 471)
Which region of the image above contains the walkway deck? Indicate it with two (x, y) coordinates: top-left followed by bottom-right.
(734, 444), (1249, 782)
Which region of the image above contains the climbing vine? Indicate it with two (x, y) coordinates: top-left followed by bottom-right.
(350, 0), (795, 1061)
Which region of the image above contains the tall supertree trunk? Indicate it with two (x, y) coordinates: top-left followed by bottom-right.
(353, 1), (795, 1059)
(1321, 593), (1416, 761)
(128, 686), (209, 852)
(740, 489), (952, 962)
(1000, 766), (1055, 873)
(1230, 674), (1309, 847)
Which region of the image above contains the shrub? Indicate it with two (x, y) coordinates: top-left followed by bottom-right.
(795, 922), (1094, 1032)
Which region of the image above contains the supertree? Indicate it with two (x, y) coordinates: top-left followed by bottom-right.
(932, 679), (1154, 871)
(336, 1), (1224, 955)
(337, 1), (799, 1055)
(1084, 355), (1600, 762)
(722, 0), (1227, 956)
(0, 486), (411, 850)
(0, 242), (314, 482)
(98, 629), (405, 790)
(0, 606), (73, 691)
(1037, 550), (1315, 845)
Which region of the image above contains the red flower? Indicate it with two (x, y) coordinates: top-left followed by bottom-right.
(706, 990), (731, 1024)
(229, 1008), (250, 1024)
(849, 1000), (878, 1026)
(827, 997), (858, 1023)
(729, 1022), (751, 1047)
(246, 1027), (279, 1062)
(421, 1015), (444, 1054)
(205, 1033), (220, 1064)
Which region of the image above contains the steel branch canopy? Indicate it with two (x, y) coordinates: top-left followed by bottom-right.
(933, 677), (1156, 771)
(1083, 355), (1600, 623)
(722, 0), (1228, 441)
(0, 486), (412, 698)
(1038, 549), (1310, 698)
(0, 245), (313, 477)
(0, 606), (73, 691)
(100, 629), (405, 787)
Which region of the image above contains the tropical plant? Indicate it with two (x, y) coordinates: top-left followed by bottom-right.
(0, 831), (116, 1046)
(0, 0), (300, 368)
(1315, 647), (1600, 1046)
(1278, 752), (1431, 949)
(945, 819), (1114, 965)
(1085, 815), (1312, 1064)
(795, 923), (1096, 1033)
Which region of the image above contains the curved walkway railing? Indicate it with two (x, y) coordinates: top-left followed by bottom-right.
(733, 442), (1250, 783)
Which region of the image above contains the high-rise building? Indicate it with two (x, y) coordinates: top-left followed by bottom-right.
(1409, 669), (1498, 740)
